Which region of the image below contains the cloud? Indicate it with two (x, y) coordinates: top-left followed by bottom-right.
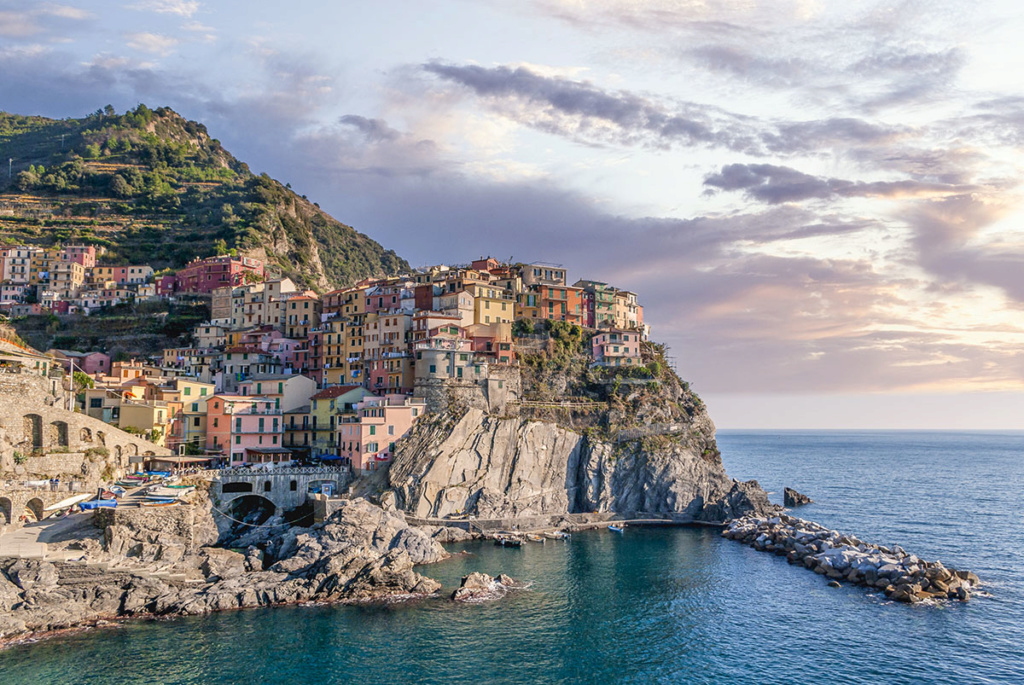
(128, 0), (199, 17)
(0, 4), (91, 38)
(125, 32), (179, 56)
(703, 163), (974, 204)
(181, 20), (216, 43)
(338, 115), (401, 142)
(423, 62), (764, 153)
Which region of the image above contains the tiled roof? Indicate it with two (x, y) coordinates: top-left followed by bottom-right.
(311, 385), (363, 400)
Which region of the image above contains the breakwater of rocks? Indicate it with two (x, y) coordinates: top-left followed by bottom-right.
(722, 515), (980, 603)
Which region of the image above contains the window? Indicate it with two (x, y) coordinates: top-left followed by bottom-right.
(235, 435), (241, 444)
(429, 364), (436, 374)
(235, 418), (242, 432)
(192, 403), (199, 412)
(388, 425), (395, 436)
(184, 387), (191, 396)
(213, 418), (218, 428)
(370, 425), (376, 435)
(90, 398), (102, 408)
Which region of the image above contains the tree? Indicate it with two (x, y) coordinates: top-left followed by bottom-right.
(84, 143), (101, 159)
(103, 104), (116, 116)
(73, 371), (95, 391)
(110, 174), (133, 198)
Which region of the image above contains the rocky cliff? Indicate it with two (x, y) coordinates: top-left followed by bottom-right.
(386, 409), (769, 522)
(386, 331), (773, 522)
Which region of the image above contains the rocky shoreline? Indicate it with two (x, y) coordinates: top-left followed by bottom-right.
(0, 498), (451, 647)
(722, 514), (980, 603)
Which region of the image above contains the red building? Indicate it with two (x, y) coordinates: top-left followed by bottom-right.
(172, 256), (264, 294)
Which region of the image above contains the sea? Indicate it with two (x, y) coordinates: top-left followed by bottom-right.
(1, 430), (1022, 684)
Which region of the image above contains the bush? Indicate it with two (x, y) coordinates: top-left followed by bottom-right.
(13, 450), (27, 465)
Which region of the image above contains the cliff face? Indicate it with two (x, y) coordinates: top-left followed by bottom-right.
(386, 408), (772, 523)
(387, 328), (773, 523)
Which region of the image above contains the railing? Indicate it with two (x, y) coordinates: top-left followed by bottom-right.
(208, 465), (349, 477)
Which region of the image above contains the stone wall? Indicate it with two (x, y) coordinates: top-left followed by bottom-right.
(414, 365), (522, 416)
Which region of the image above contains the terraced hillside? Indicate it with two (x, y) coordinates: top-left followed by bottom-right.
(0, 105), (407, 290)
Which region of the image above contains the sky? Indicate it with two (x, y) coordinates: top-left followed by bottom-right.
(1, 0), (1023, 429)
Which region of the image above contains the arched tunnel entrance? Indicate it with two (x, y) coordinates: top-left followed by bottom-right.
(223, 494), (277, 530)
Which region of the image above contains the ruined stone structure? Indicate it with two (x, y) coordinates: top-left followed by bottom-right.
(210, 465), (351, 517)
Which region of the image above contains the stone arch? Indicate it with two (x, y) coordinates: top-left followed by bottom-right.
(24, 414), (42, 449)
(25, 497), (45, 522)
(224, 494), (276, 526)
(143, 450), (155, 457)
(222, 481), (254, 494)
(50, 421), (69, 448)
(81, 426), (93, 443)
(0, 497), (12, 525)
(127, 443), (138, 457)
(115, 444), (123, 462)
(97, 431), (106, 446)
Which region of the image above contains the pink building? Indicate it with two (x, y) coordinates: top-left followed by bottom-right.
(173, 255), (264, 294)
(334, 393), (425, 472)
(60, 245), (97, 268)
(591, 329), (642, 367)
(52, 350), (111, 375)
(206, 395), (284, 465)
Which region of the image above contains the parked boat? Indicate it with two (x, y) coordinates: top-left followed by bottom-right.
(140, 501), (180, 508)
(42, 493), (94, 512)
(526, 534), (545, 543)
(147, 486), (194, 498)
(544, 531), (571, 540)
(141, 496), (178, 503)
(608, 524), (625, 533)
(494, 536), (523, 548)
(79, 499), (117, 510)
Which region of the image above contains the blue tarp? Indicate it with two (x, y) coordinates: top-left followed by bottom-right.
(80, 499), (118, 510)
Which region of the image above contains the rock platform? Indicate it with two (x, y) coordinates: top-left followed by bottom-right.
(722, 514), (980, 603)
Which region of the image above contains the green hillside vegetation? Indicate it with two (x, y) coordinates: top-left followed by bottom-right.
(0, 105), (408, 289)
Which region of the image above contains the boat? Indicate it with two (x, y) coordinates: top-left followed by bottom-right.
(141, 496), (177, 503)
(140, 500), (180, 508)
(544, 531), (571, 540)
(147, 486), (194, 498)
(79, 499), (118, 510)
(608, 524), (626, 533)
(526, 534), (545, 543)
(494, 536), (523, 548)
(42, 493), (94, 512)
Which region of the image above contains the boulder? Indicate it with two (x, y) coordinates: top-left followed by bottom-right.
(783, 488), (813, 507)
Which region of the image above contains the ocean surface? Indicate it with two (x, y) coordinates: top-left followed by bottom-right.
(2, 430), (1022, 684)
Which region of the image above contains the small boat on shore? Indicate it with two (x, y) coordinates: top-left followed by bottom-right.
(140, 500), (180, 508)
(608, 524), (625, 533)
(544, 531), (571, 540)
(80, 499), (117, 510)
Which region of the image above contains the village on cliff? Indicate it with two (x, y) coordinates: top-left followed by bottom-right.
(0, 247), (648, 477)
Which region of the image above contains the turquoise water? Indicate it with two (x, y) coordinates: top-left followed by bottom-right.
(2, 431), (1022, 684)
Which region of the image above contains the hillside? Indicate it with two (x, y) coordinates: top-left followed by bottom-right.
(0, 105), (408, 290)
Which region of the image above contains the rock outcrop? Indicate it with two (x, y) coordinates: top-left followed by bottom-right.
(450, 572), (520, 602)
(784, 488), (813, 507)
(387, 409), (775, 523)
(0, 499), (446, 644)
